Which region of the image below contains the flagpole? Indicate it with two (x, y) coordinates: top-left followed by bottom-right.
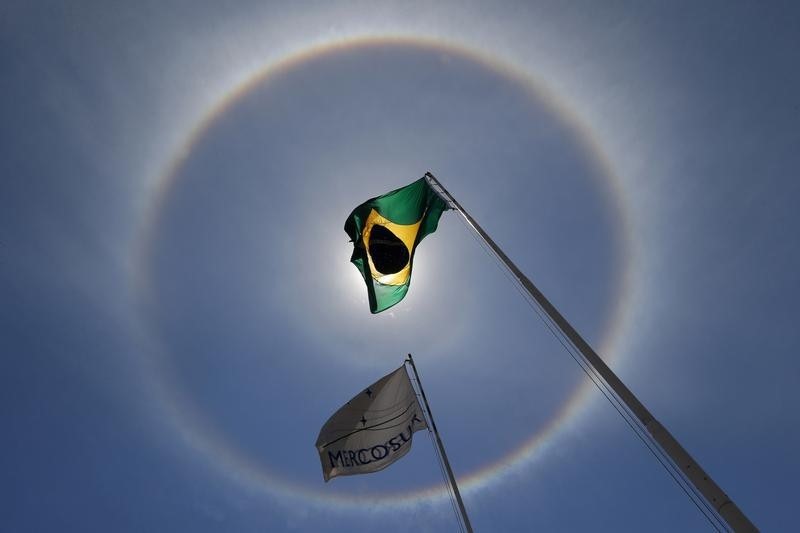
(405, 353), (474, 533)
(424, 172), (756, 533)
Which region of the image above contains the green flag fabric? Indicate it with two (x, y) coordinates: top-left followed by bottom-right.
(344, 177), (449, 313)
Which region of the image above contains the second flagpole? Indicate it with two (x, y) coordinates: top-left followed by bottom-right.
(405, 354), (473, 533)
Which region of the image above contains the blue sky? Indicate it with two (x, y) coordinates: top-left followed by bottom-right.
(2, 2), (799, 531)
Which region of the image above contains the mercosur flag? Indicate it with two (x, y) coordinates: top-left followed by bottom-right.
(315, 366), (427, 482)
(345, 177), (449, 313)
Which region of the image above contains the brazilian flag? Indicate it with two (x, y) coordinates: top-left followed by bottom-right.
(345, 177), (449, 313)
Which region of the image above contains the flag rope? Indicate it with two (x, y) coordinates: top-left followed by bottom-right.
(429, 421), (467, 533)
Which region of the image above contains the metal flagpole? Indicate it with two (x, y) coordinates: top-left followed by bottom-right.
(405, 353), (474, 533)
(424, 172), (757, 533)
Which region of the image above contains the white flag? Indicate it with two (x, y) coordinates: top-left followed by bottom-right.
(315, 366), (427, 481)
